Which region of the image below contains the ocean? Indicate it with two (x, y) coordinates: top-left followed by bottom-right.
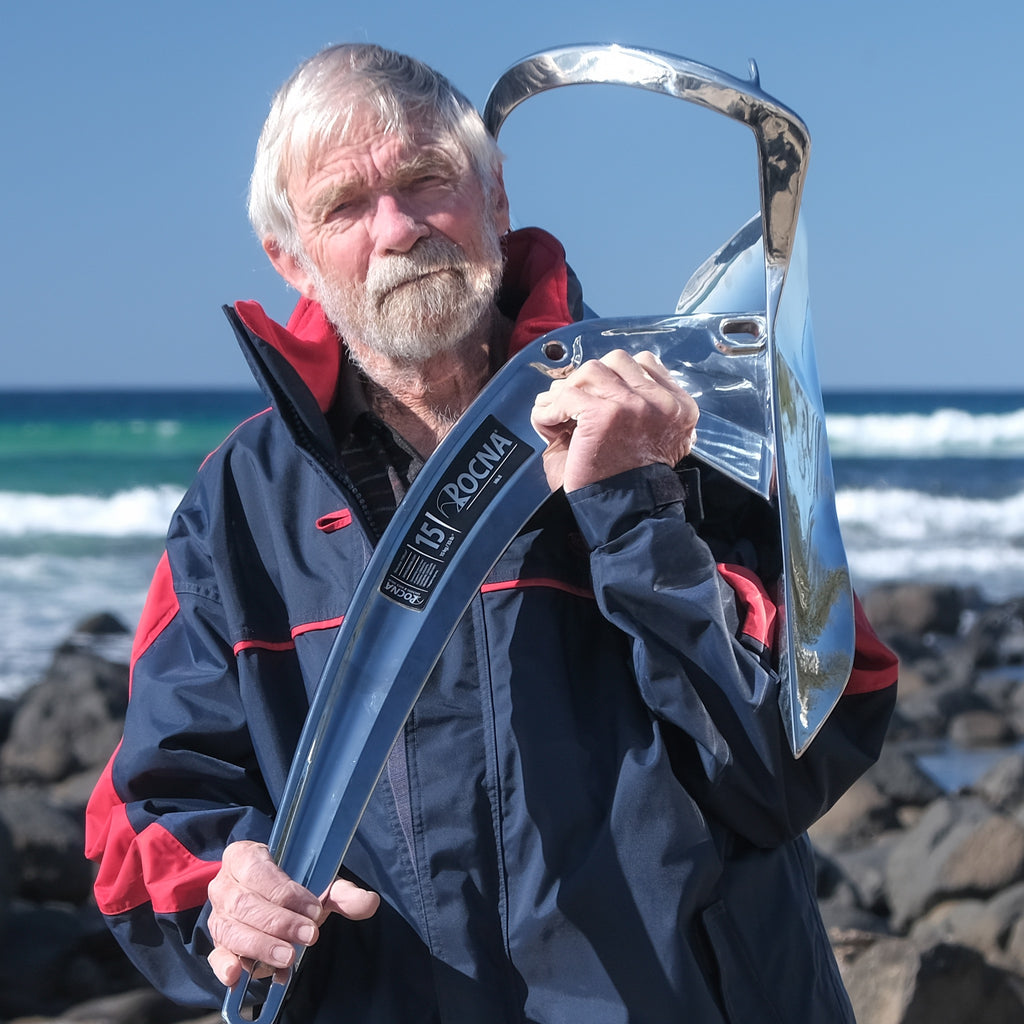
(1, 388), (1023, 700)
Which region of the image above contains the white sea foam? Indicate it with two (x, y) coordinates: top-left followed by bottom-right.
(1, 478), (1021, 698)
(0, 548), (157, 699)
(826, 407), (1024, 458)
(836, 486), (1024, 601)
(0, 486), (184, 538)
(836, 487), (1024, 541)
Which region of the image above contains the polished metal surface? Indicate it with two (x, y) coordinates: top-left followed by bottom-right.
(485, 43), (853, 749)
(482, 44), (810, 269)
(675, 213), (855, 739)
(223, 44), (853, 1023)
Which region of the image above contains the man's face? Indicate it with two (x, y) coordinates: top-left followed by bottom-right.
(273, 107), (510, 363)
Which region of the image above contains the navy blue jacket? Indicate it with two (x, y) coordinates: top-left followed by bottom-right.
(86, 228), (897, 1023)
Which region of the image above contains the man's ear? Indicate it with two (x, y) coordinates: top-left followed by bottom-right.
(264, 239), (317, 298)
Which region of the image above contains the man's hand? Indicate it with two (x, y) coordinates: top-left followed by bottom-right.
(531, 349), (699, 492)
(207, 840), (380, 987)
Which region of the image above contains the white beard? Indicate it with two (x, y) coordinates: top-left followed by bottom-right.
(310, 232), (504, 364)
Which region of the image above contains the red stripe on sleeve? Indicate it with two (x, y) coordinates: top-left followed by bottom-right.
(480, 577), (594, 600)
(291, 615), (345, 637)
(234, 638), (296, 654)
(844, 593), (899, 694)
(716, 564), (777, 648)
(86, 761), (221, 915)
(85, 752), (122, 862)
(232, 615), (347, 655)
(85, 551), (220, 916)
(130, 552), (179, 680)
(86, 555), (179, 860)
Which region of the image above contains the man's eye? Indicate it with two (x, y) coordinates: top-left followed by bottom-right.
(411, 174), (449, 189)
(327, 198), (361, 220)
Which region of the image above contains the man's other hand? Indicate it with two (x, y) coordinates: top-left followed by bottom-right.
(207, 840), (380, 987)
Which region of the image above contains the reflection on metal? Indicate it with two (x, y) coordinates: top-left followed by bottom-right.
(597, 310), (774, 497)
(482, 44), (809, 269)
(769, 224), (855, 736)
(222, 44), (854, 1024)
(485, 41), (853, 757)
(675, 212), (855, 739)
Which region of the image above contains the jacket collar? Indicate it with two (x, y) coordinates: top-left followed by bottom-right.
(232, 226), (581, 414)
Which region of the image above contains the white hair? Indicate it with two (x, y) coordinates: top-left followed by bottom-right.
(248, 43), (504, 257)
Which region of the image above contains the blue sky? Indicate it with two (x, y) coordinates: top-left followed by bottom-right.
(3, 0), (1021, 391)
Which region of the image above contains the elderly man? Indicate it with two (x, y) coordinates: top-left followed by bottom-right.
(86, 43), (897, 1023)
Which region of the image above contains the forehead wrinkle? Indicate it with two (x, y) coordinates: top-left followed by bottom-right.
(304, 144), (465, 225)
(392, 147), (461, 182)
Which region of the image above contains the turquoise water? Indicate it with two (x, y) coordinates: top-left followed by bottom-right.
(1, 388), (1022, 697)
(0, 390), (267, 495)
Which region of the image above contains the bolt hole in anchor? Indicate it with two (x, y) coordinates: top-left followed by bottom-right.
(542, 339), (568, 360)
(716, 317), (766, 354)
(532, 337), (577, 379)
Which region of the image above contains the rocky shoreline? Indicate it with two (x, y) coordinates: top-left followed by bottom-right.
(2, 584), (1024, 1022)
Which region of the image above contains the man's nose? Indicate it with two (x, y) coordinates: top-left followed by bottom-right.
(371, 192), (429, 255)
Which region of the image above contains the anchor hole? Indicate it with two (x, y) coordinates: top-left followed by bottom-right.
(542, 339), (567, 361)
(721, 319), (763, 343)
(716, 318), (766, 354)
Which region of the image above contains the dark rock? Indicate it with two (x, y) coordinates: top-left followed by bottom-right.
(885, 796), (1024, 929)
(837, 937), (1024, 1023)
(813, 845), (846, 900)
(813, 848), (879, 928)
(1009, 683), (1024, 736)
(73, 612), (130, 636)
(885, 697), (949, 741)
(948, 709), (1016, 747)
(50, 764), (108, 816)
(1008, 916), (1024, 974)
(892, 680), (991, 741)
(986, 882), (1024, 941)
(0, 788), (91, 904)
(930, 680), (992, 720)
(831, 831), (904, 918)
(7, 590), (1024, 1021)
(23, 987), (220, 1023)
(884, 704), (942, 744)
(956, 600), (1024, 672)
(909, 899), (996, 957)
(972, 751), (1024, 812)
(0, 901), (146, 1018)
(892, 663), (930, 699)
(0, 695), (16, 745)
(809, 777), (896, 851)
(976, 666), (1024, 706)
(0, 644), (128, 784)
(866, 745), (944, 806)
(862, 583), (970, 638)
(819, 898), (892, 936)
(907, 886), (1024, 972)
(0, 900), (85, 1018)
(0, 812), (13, 935)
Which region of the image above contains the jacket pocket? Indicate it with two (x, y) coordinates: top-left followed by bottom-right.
(701, 900), (785, 1024)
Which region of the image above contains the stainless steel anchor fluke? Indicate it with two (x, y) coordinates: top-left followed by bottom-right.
(222, 43), (854, 1023)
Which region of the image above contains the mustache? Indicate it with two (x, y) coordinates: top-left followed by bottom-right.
(366, 238), (469, 307)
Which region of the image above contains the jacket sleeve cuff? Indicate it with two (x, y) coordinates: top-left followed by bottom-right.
(566, 463), (687, 549)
